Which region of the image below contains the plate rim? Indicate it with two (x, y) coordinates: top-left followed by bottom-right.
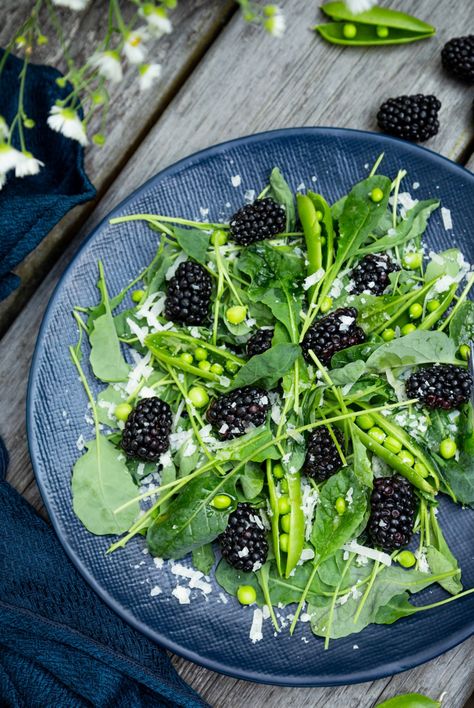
(27, 126), (474, 687)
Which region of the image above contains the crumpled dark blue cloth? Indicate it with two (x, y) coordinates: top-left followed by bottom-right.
(0, 50), (96, 300)
(0, 438), (208, 708)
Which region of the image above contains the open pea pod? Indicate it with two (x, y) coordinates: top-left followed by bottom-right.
(266, 460), (283, 576)
(307, 192), (334, 274)
(284, 472), (305, 578)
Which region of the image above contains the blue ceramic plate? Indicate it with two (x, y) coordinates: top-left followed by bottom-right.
(28, 128), (474, 686)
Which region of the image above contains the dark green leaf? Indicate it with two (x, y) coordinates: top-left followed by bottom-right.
(425, 545), (462, 595)
(366, 330), (457, 370)
(240, 462), (265, 500)
(357, 200), (439, 256)
(173, 226), (210, 265)
(192, 543), (216, 575)
(268, 167), (296, 232)
(449, 301), (474, 348)
(231, 343), (301, 389)
(215, 558), (264, 603)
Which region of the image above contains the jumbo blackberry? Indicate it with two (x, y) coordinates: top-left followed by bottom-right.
(246, 328), (274, 358)
(377, 94), (441, 142)
(301, 307), (365, 366)
(121, 397), (172, 462)
(368, 475), (416, 552)
(441, 35), (474, 83)
(219, 503), (268, 572)
(351, 253), (399, 296)
(206, 386), (270, 439)
(406, 364), (472, 410)
(229, 197), (286, 246)
(164, 260), (212, 325)
(303, 426), (344, 482)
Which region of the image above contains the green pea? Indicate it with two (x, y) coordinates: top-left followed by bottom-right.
(358, 413), (375, 430)
(426, 299), (440, 313)
(370, 187), (384, 203)
(278, 496), (291, 515)
(382, 328), (396, 342)
(383, 435), (402, 454)
(402, 252), (423, 270)
(194, 347), (208, 361)
(414, 462), (429, 478)
(23, 117), (36, 128)
(226, 305), (247, 324)
(398, 449), (415, 467)
(211, 494), (232, 510)
(409, 303), (423, 320)
(439, 438), (457, 460)
(225, 360), (240, 374)
(320, 296), (333, 313)
(273, 463), (285, 479)
(460, 344), (470, 361)
(237, 585), (257, 605)
(211, 229), (227, 246)
(368, 426), (386, 444)
(335, 496), (346, 515)
(376, 25), (389, 38)
(280, 513), (291, 533)
(210, 362), (224, 375)
(132, 289), (145, 303)
(198, 360), (211, 372)
(315, 210), (323, 221)
(397, 550), (416, 568)
(180, 352), (194, 365)
(279, 533), (290, 553)
(188, 386), (209, 408)
(280, 478), (289, 493)
(115, 402), (132, 421)
(342, 22), (357, 39)
(401, 323), (417, 336)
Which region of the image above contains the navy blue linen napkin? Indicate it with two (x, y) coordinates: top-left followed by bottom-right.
(0, 50), (96, 300)
(0, 438), (208, 708)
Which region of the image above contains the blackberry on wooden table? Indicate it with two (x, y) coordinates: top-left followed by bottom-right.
(219, 503), (268, 572)
(246, 328), (274, 358)
(368, 475), (416, 552)
(351, 253), (399, 296)
(164, 260), (212, 325)
(121, 397), (172, 462)
(301, 307), (365, 366)
(229, 198), (286, 246)
(206, 386), (270, 439)
(303, 426), (344, 482)
(377, 94), (441, 142)
(441, 35), (474, 83)
(406, 364), (472, 410)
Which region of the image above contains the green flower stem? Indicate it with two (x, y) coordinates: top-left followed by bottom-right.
(438, 273), (474, 332)
(325, 555), (354, 649)
(289, 562), (319, 635)
(110, 213), (229, 230)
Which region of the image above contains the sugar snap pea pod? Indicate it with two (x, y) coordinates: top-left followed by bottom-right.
(354, 428), (436, 495)
(284, 472), (305, 578)
(297, 194), (323, 300)
(307, 192), (334, 275)
(417, 284), (457, 331)
(315, 23), (434, 46)
(375, 692), (440, 708)
(266, 460), (282, 576)
(320, 2), (435, 34)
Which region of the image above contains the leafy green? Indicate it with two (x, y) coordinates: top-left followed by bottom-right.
(366, 330), (457, 370)
(192, 543), (215, 575)
(174, 226), (210, 265)
(216, 424), (280, 464)
(215, 559), (264, 603)
(449, 301), (474, 347)
(231, 343), (300, 389)
(425, 546), (461, 595)
(72, 436), (139, 535)
(239, 462), (265, 499)
(425, 248), (465, 282)
(96, 385), (124, 426)
(268, 167), (296, 232)
(147, 471), (236, 559)
(357, 200), (439, 256)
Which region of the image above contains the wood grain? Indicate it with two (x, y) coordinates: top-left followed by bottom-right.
(1, 0), (474, 705)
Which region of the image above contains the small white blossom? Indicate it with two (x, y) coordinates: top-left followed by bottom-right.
(344, 0), (377, 13)
(263, 7), (286, 37)
(0, 117), (9, 141)
(47, 106), (88, 146)
(0, 144), (21, 173)
(142, 6), (173, 36)
(139, 63), (162, 91)
(15, 151), (44, 177)
(52, 0), (89, 9)
(90, 51), (123, 84)
(124, 28), (149, 64)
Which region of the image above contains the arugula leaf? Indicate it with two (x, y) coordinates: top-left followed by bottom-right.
(231, 343), (301, 389)
(192, 543), (215, 575)
(310, 467), (369, 565)
(268, 167), (296, 232)
(146, 471), (236, 559)
(449, 301), (474, 348)
(366, 330), (457, 370)
(174, 226), (210, 265)
(72, 436), (139, 535)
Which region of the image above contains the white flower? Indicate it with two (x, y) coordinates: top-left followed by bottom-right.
(0, 143), (22, 173)
(90, 51), (123, 84)
(52, 0), (89, 9)
(0, 117), (10, 141)
(344, 0), (377, 14)
(124, 28), (149, 65)
(139, 63), (162, 91)
(47, 106), (88, 146)
(141, 6), (173, 37)
(15, 151), (44, 177)
(263, 7), (286, 38)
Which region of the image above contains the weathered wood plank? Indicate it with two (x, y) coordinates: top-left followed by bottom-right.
(0, 0), (235, 335)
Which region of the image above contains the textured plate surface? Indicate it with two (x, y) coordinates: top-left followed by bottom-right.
(28, 128), (474, 686)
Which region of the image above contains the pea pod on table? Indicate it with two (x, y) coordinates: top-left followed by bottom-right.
(376, 692), (440, 708)
(315, 2), (435, 46)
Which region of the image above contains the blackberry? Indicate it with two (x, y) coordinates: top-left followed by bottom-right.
(301, 307), (365, 366)
(303, 426), (344, 482)
(164, 260), (212, 325)
(377, 94), (441, 142)
(219, 503), (268, 572)
(406, 364), (472, 410)
(351, 253), (399, 296)
(246, 328), (274, 358)
(206, 386), (270, 439)
(229, 197), (286, 246)
(368, 475), (416, 552)
(121, 397), (172, 462)
(441, 35), (474, 83)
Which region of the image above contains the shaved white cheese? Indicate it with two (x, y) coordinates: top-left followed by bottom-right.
(76, 434), (85, 451)
(301, 481), (319, 540)
(249, 608), (264, 643)
(303, 268), (325, 291)
(244, 189), (256, 202)
(441, 207), (452, 231)
(238, 547), (249, 558)
(231, 174), (241, 187)
(125, 351), (153, 395)
(343, 540), (392, 566)
(416, 548), (430, 573)
(199, 206), (209, 217)
(339, 315), (355, 332)
(126, 318), (149, 345)
(433, 274), (456, 293)
(299, 548), (315, 563)
(98, 399), (116, 420)
(172, 586), (191, 604)
(150, 586), (162, 597)
(153, 556), (164, 569)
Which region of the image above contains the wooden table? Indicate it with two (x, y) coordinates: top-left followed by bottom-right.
(1, 1), (473, 706)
